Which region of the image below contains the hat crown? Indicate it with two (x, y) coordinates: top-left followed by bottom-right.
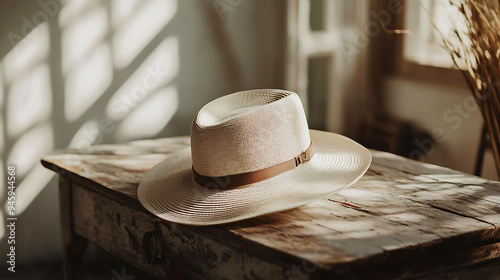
(191, 89), (311, 177)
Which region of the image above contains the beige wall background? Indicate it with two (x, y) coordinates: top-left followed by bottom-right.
(0, 0), (285, 264)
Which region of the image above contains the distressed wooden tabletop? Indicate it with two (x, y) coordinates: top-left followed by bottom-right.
(42, 136), (500, 278)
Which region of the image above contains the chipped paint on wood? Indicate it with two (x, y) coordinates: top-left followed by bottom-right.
(72, 183), (284, 280)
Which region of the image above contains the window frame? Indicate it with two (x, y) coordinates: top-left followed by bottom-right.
(371, 0), (467, 89)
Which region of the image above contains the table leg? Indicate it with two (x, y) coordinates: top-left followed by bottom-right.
(59, 176), (88, 280)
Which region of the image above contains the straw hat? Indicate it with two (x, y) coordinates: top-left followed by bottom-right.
(138, 89), (371, 225)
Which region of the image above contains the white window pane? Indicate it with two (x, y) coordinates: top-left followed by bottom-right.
(404, 0), (467, 69)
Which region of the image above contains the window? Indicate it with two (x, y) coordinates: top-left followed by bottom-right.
(285, 0), (370, 134)
(403, 0), (468, 70)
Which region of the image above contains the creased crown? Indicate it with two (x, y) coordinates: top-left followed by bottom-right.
(191, 89), (310, 177)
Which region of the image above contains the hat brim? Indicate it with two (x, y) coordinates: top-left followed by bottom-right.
(137, 129), (372, 225)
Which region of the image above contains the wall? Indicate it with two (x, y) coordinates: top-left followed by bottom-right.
(0, 0), (285, 265)
(383, 76), (498, 180)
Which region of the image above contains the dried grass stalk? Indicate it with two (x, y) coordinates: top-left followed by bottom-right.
(440, 0), (500, 176)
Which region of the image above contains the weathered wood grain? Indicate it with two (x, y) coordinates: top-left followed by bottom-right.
(42, 136), (500, 279)
(72, 182), (165, 278)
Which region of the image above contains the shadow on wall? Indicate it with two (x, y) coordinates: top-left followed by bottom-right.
(0, 0), (285, 268)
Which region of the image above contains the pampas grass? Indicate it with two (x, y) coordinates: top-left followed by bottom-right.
(437, 0), (500, 176)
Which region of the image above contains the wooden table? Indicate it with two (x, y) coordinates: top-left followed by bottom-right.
(41, 136), (500, 279)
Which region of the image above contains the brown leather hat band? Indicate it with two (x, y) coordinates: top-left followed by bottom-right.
(192, 142), (314, 189)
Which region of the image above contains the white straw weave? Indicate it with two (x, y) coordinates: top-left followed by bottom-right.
(192, 89), (310, 177)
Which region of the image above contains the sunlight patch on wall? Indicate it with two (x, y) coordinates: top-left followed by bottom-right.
(0, 117), (3, 153)
(15, 166), (55, 215)
(59, 0), (98, 26)
(0, 208), (4, 239)
(7, 123), (54, 178)
(7, 65), (52, 137)
(106, 37), (179, 119)
(111, 0), (141, 27)
(112, 0), (177, 68)
(115, 87), (178, 142)
(0, 64), (4, 107)
(3, 23), (49, 84)
(0, 161), (4, 202)
(64, 43), (113, 122)
(0, 67), (3, 152)
(0, 0), (182, 234)
(0, 160), (3, 239)
(61, 6), (108, 74)
(0, 19), (53, 238)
